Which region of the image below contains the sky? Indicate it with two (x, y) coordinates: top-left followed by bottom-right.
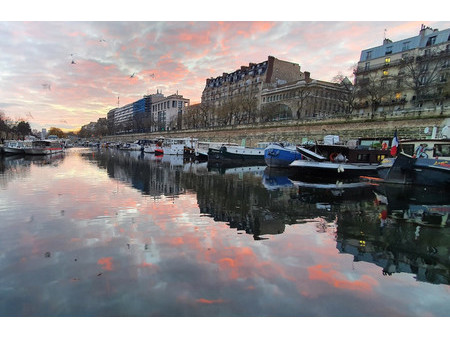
(1, 1), (449, 132)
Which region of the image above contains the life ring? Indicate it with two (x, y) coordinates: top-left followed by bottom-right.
(329, 153), (338, 162)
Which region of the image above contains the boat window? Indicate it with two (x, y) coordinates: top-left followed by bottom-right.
(357, 154), (370, 162)
(434, 144), (450, 157)
(400, 144), (415, 156)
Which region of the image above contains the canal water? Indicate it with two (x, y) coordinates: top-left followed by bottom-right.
(0, 147), (449, 316)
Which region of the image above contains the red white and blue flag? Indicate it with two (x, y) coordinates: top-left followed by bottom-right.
(390, 130), (399, 156)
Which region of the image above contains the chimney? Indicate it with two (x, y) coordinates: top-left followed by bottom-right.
(304, 71), (311, 82)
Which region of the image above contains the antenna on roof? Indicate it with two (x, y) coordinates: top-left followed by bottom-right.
(117, 96), (120, 107)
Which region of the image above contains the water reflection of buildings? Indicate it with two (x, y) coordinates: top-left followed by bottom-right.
(181, 166), (381, 240)
(337, 218), (450, 285)
(374, 184), (450, 227)
(82, 149), (185, 198)
(81, 151), (450, 284)
(0, 153), (64, 188)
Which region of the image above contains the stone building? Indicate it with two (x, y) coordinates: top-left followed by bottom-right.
(147, 91), (190, 131)
(201, 55), (303, 110)
(354, 25), (450, 117)
(260, 72), (351, 121)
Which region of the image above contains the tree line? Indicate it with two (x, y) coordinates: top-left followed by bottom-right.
(0, 111), (77, 141)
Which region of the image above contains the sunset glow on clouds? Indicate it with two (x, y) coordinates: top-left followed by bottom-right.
(1, 3), (448, 132)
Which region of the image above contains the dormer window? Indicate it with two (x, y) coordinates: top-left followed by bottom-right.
(402, 41), (410, 51)
(366, 51), (372, 60)
(426, 36), (436, 46)
(385, 46), (392, 55)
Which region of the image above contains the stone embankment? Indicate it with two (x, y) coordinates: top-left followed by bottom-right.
(101, 112), (450, 147)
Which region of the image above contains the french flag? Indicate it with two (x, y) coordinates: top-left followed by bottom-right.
(390, 130), (399, 156)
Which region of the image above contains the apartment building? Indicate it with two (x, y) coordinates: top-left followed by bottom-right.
(201, 55), (303, 110)
(147, 91), (190, 132)
(108, 91), (190, 134)
(354, 25), (450, 116)
(260, 72), (351, 120)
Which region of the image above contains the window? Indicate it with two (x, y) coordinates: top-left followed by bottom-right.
(426, 36), (436, 46)
(395, 92), (401, 99)
(366, 51), (372, 60)
(434, 144), (450, 157)
(385, 57), (391, 64)
(385, 46), (392, 55)
(365, 62), (370, 71)
(383, 70), (389, 76)
(402, 41), (410, 51)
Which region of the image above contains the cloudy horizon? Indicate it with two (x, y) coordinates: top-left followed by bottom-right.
(1, 6), (448, 132)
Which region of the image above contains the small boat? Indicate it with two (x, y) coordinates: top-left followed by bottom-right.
(161, 138), (198, 156)
(377, 138), (450, 179)
(195, 141), (239, 161)
(143, 138), (164, 153)
(120, 141), (143, 151)
(3, 140), (27, 154)
(264, 142), (302, 168)
(208, 144), (266, 166)
(379, 152), (450, 187)
(289, 144), (389, 178)
(154, 145), (164, 155)
(23, 139), (64, 155)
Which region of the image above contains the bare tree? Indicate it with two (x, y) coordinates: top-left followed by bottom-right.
(400, 48), (448, 109)
(355, 72), (393, 118)
(332, 73), (356, 117)
(286, 80), (312, 119)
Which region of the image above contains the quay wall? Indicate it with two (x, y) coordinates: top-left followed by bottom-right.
(100, 114), (450, 147)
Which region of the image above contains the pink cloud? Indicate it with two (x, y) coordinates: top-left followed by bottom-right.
(308, 264), (378, 292)
(97, 257), (114, 271)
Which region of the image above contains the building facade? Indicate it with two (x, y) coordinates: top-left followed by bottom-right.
(108, 91), (190, 134)
(354, 25), (450, 116)
(260, 72), (351, 121)
(147, 91), (190, 132)
(201, 56), (303, 109)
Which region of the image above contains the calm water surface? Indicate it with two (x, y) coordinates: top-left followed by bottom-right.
(0, 148), (449, 316)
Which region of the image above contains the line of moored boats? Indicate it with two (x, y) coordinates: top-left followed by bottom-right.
(1, 138), (66, 155)
(92, 134), (450, 187)
(2, 133), (449, 187)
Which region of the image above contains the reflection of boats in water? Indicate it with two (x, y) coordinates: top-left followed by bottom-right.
(207, 163), (266, 175)
(374, 184), (450, 227)
(262, 172), (294, 190)
(22, 152), (65, 166)
(336, 211), (450, 285)
(160, 154), (184, 167)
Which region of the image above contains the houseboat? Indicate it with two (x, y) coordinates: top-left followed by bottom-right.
(208, 144), (267, 166)
(161, 138), (198, 156)
(264, 142), (302, 168)
(2, 140), (28, 154)
(23, 139), (64, 155)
